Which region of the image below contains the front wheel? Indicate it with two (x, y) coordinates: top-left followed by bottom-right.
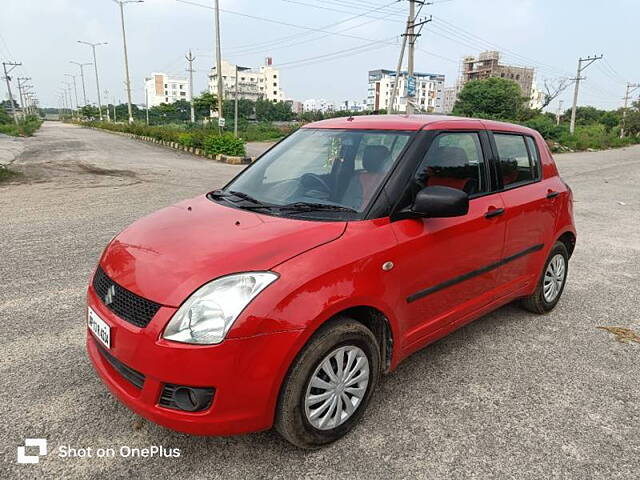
(275, 317), (380, 449)
(521, 241), (569, 313)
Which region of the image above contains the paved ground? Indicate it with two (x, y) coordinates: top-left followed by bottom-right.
(1, 122), (638, 479)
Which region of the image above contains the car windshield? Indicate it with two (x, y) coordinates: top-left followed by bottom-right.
(214, 128), (412, 219)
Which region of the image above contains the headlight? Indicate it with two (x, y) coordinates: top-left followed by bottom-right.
(163, 272), (278, 345)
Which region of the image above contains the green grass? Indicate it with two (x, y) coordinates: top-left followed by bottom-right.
(0, 165), (20, 183)
(0, 117), (43, 137)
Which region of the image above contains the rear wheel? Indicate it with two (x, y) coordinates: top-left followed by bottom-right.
(521, 241), (569, 313)
(275, 317), (380, 449)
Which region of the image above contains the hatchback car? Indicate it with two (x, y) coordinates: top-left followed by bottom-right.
(86, 115), (576, 448)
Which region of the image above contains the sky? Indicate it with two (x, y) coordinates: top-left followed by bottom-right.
(1, 0), (637, 111)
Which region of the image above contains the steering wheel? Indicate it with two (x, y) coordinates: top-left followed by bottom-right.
(300, 173), (331, 194)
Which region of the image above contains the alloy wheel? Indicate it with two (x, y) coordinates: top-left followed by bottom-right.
(543, 253), (566, 302)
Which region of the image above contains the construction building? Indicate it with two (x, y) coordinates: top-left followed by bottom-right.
(460, 51), (534, 97)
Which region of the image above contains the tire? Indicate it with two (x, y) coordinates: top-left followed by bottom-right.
(521, 241), (569, 314)
(275, 317), (380, 449)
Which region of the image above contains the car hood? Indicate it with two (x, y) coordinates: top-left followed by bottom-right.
(99, 195), (346, 307)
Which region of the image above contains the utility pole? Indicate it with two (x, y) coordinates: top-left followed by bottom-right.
(17, 77), (31, 117)
(214, 0), (224, 130)
(2, 61), (21, 125)
(78, 41), (107, 121)
(569, 54), (603, 134)
(113, 1), (143, 124)
(390, 1), (431, 115)
(70, 61), (92, 105)
(406, 0), (416, 115)
(186, 49), (196, 123)
(556, 99), (564, 126)
(620, 82), (640, 138)
(104, 90), (111, 122)
(234, 65), (239, 137)
(145, 86), (149, 125)
(388, 23), (408, 114)
(65, 73), (79, 110)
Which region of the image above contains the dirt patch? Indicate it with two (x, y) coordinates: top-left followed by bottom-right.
(76, 163), (138, 178)
(597, 326), (640, 344)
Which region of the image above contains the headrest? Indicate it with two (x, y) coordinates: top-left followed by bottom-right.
(363, 145), (390, 172)
(429, 146), (469, 168)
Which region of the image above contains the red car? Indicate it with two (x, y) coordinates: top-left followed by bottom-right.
(87, 115), (576, 448)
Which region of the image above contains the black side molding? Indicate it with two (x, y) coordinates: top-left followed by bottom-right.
(406, 244), (544, 303)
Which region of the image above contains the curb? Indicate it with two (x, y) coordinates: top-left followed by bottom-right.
(78, 125), (255, 165)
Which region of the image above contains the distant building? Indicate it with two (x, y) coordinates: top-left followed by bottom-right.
(289, 100), (303, 114)
(208, 57), (285, 103)
(336, 99), (368, 112)
(529, 83), (547, 110)
(460, 51), (534, 97)
(303, 98), (334, 113)
(367, 69), (445, 113)
(144, 73), (190, 107)
(442, 85), (460, 114)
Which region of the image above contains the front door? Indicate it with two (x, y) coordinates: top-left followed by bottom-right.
(390, 130), (506, 353)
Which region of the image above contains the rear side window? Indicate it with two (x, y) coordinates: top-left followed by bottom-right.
(494, 133), (539, 187)
(414, 132), (487, 196)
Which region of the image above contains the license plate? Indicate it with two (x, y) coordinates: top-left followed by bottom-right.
(88, 307), (111, 349)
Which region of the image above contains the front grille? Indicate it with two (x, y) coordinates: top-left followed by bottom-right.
(93, 266), (161, 328)
(159, 384), (215, 411)
(95, 340), (145, 389)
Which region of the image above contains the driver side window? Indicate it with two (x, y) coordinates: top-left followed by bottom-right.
(414, 132), (487, 196)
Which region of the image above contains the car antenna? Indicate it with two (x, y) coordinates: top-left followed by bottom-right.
(347, 115), (354, 121)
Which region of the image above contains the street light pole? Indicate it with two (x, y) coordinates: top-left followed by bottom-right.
(78, 41), (108, 121)
(214, 0), (224, 130)
(70, 61), (92, 105)
(65, 74), (79, 110)
(113, 0), (143, 124)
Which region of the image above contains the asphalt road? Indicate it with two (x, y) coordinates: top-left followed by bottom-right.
(1, 122), (638, 479)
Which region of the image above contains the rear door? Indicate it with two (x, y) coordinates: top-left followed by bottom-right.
(390, 129), (506, 352)
(490, 132), (555, 293)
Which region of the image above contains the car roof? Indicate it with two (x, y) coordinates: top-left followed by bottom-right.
(302, 114), (537, 135)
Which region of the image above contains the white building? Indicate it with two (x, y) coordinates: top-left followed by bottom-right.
(442, 85), (459, 114)
(303, 98), (334, 113)
(337, 99), (368, 112)
(367, 69), (445, 113)
(208, 57), (285, 103)
(144, 73), (190, 107)
(529, 83), (547, 110)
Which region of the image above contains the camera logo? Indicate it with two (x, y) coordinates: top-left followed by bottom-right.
(17, 439), (47, 464)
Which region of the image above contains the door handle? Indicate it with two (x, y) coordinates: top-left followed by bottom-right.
(484, 208), (505, 219)
(546, 191), (560, 199)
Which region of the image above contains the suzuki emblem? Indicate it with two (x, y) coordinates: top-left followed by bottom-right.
(104, 285), (116, 305)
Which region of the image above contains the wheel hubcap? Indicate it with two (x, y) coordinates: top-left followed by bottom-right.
(543, 253), (566, 302)
(304, 346), (370, 430)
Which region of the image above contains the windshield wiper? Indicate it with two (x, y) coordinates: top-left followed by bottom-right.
(278, 202), (358, 213)
(210, 190), (273, 209)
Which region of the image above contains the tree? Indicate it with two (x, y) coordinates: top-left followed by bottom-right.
(541, 77), (572, 109)
(452, 77), (527, 120)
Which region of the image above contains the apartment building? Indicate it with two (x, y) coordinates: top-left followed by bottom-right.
(208, 57), (285, 103)
(461, 51), (534, 97)
(442, 85), (460, 114)
(144, 73), (190, 107)
(302, 98), (334, 113)
(367, 69), (445, 113)
(336, 99), (368, 112)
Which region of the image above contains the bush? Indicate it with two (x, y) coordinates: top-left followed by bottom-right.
(203, 133), (246, 156)
(0, 116), (42, 137)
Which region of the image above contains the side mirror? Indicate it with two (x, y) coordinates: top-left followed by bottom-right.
(411, 185), (469, 218)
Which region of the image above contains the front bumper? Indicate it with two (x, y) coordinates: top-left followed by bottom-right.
(86, 286), (304, 436)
